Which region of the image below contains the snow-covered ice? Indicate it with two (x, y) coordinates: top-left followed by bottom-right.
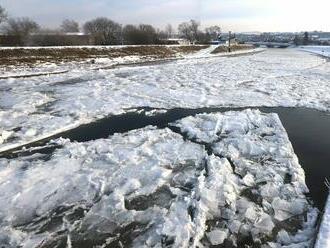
(300, 46), (330, 58)
(0, 110), (318, 247)
(0, 48), (329, 152)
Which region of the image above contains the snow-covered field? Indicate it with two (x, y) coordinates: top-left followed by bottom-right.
(0, 110), (318, 247)
(0, 48), (329, 152)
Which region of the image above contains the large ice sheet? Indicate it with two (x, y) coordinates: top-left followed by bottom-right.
(0, 110), (317, 247)
(172, 109), (318, 247)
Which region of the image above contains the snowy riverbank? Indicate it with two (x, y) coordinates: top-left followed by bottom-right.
(300, 46), (330, 58)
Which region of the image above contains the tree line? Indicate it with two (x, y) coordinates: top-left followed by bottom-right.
(0, 5), (221, 46)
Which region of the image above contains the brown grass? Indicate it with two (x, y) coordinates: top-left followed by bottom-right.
(171, 45), (210, 54)
(211, 44), (255, 54)
(0, 45), (210, 67)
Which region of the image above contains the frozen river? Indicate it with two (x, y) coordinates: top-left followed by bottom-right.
(0, 48), (330, 247)
(0, 48), (329, 151)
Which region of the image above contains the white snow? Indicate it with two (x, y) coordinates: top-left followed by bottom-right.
(0, 110), (317, 247)
(206, 229), (228, 245)
(300, 46), (330, 58)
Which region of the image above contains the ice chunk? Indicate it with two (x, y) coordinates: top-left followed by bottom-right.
(272, 197), (306, 221)
(254, 213), (275, 233)
(260, 182), (280, 200)
(277, 230), (292, 245)
(242, 173), (255, 187)
(228, 220), (241, 234)
(0, 130), (13, 144)
(245, 207), (257, 222)
(207, 229), (228, 245)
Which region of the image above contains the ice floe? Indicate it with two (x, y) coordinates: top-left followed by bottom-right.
(0, 110), (318, 247)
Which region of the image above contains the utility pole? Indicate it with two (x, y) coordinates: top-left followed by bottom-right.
(228, 31), (231, 52)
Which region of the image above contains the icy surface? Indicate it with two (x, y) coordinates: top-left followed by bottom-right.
(315, 194), (330, 248)
(300, 46), (330, 58)
(1, 49), (329, 152)
(0, 110), (317, 247)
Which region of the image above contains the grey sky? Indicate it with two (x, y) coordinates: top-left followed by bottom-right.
(1, 0), (329, 32)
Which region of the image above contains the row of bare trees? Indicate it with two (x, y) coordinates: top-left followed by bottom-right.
(0, 5), (7, 24)
(82, 18), (221, 45)
(178, 20), (222, 43)
(83, 18), (160, 45)
(0, 4), (221, 46)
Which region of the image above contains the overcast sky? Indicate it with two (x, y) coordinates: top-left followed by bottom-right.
(1, 0), (329, 32)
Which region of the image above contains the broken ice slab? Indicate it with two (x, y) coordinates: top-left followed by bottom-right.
(172, 109), (318, 247)
(0, 110), (318, 247)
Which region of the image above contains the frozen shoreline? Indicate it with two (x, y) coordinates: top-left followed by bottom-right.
(300, 46), (330, 58)
(0, 46), (263, 79)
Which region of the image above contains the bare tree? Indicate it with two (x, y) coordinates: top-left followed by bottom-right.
(83, 17), (121, 45)
(178, 22), (191, 42)
(178, 19), (200, 43)
(303, 32), (309, 45)
(123, 24), (159, 45)
(165, 24), (173, 38)
(61, 19), (79, 33)
(139, 24), (158, 43)
(190, 20), (200, 41)
(122, 25), (137, 44)
(0, 5), (7, 24)
(205, 25), (221, 40)
(2, 17), (40, 45)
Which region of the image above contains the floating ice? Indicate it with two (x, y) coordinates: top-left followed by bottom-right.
(0, 110), (318, 247)
(1, 49), (330, 152)
(206, 229), (228, 245)
(173, 109), (318, 247)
